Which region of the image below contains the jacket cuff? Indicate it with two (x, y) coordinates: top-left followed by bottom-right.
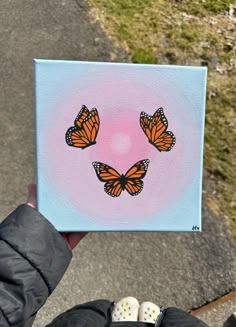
(0, 204), (72, 294)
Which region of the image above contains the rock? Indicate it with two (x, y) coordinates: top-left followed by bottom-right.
(229, 5), (236, 18)
(201, 56), (218, 69)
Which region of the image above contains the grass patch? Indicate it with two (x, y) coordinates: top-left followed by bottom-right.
(89, 0), (236, 237)
(131, 48), (158, 64)
(176, 0), (235, 15)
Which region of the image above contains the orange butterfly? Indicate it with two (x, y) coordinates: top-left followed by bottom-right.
(66, 105), (100, 149)
(140, 107), (176, 152)
(92, 159), (150, 197)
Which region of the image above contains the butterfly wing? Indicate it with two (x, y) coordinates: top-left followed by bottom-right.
(151, 108), (168, 136)
(82, 108), (100, 144)
(92, 162), (122, 197)
(152, 130), (176, 152)
(140, 111), (153, 140)
(65, 126), (90, 148)
(92, 162), (120, 182)
(74, 105), (90, 128)
(125, 159), (150, 179)
(104, 180), (123, 197)
(152, 108), (175, 151)
(124, 179), (144, 196)
(123, 159), (150, 196)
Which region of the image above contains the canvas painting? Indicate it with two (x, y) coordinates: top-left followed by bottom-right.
(34, 59), (207, 231)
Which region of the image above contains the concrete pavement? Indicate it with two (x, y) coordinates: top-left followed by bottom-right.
(0, 1), (235, 326)
(193, 292), (236, 327)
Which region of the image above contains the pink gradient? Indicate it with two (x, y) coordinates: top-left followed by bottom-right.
(111, 132), (132, 155)
(89, 109), (155, 172)
(40, 71), (200, 227)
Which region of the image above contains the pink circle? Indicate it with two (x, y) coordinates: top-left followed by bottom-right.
(89, 109), (155, 172)
(111, 132), (132, 155)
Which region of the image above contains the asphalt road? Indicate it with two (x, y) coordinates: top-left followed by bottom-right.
(0, 1), (235, 326)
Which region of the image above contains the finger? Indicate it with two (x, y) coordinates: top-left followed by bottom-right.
(28, 184), (36, 196)
(27, 184), (37, 208)
(66, 232), (87, 250)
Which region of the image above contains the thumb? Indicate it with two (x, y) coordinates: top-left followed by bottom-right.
(27, 184), (37, 209)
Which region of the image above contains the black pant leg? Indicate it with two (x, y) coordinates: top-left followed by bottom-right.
(45, 299), (114, 327)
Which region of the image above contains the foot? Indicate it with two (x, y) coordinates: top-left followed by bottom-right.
(138, 301), (161, 323)
(112, 296), (140, 322)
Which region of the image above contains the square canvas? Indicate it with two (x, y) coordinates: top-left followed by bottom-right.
(34, 59), (207, 231)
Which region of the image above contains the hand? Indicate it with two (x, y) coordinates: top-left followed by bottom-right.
(27, 184), (87, 250)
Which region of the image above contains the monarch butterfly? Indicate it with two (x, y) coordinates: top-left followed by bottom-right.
(92, 159), (150, 197)
(65, 105), (100, 149)
(140, 107), (176, 152)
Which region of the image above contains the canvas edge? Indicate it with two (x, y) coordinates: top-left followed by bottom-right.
(31, 58), (208, 71)
(33, 59), (40, 214)
(199, 66), (208, 233)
